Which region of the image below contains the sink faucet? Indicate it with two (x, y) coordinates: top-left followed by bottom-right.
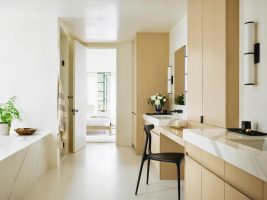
(169, 109), (183, 114)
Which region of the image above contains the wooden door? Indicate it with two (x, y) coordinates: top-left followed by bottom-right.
(187, 0), (203, 123)
(185, 156), (201, 200)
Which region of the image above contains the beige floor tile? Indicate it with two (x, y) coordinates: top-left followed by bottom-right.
(24, 143), (183, 200)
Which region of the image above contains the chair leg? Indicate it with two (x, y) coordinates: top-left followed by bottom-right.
(146, 158), (150, 185)
(176, 163), (181, 200)
(135, 158), (146, 195)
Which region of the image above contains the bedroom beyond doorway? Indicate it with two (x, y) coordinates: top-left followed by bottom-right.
(86, 48), (117, 143)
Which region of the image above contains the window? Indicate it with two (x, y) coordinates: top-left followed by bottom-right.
(97, 72), (111, 111)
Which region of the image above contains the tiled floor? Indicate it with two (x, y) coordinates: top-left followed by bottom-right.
(24, 143), (183, 200)
(86, 129), (116, 143)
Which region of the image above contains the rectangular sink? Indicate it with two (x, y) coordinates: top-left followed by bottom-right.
(226, 137), (267, 151)
(151, 115), (177, 120)
(143, 114), (179, 126)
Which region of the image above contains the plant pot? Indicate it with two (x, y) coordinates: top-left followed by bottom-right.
(0, 123), (10, 135)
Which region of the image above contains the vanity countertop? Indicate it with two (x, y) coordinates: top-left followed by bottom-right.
(0, 131), (51, 161)
(183, 128), (267, 182)
(155, 126), (184, 146)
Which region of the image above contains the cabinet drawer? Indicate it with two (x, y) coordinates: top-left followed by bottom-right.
(185, 142), (202, 163)
(225, 162), (263, 200)
(201, 149), (224, 179)
(225, 183), (251, 200)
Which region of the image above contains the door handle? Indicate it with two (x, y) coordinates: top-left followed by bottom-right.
(72, 109), (79, 115)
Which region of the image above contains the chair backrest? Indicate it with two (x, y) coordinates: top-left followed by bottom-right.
(143, 124), (154, 155)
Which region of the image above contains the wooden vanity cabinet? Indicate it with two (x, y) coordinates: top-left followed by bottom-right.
(131, 33), (169, 155)
(187, 0), (239, 128)
(185, 155), (201, 200)
(225, 184), (251, 200)
(150, 129), (160, 172)
(185, 142), (263, 200)
(202, 167), (224, 200)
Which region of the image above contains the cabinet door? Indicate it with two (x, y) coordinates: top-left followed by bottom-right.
(185, 156), (201, 200)
(264, 182), (267, 200)
(132, 113), (137, 147)
(225, 183), (251, 200)
(187, 0), (203, 123)
(202, 0), (226, 127)
(202, 167), (224, 200)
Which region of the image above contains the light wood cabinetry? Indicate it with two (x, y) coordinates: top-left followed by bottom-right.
(185, 155), (201, 200)
(187, 0), (239, 128)
(132, 113), (137, 148)
(160, 134), (184, 180)
(201, 148), (224, 179)
(185, 142), (265, 200)
(225, 162), (263, 200)
(132, 33), (169, 154)
(202, 167), (224, 200)
(150, 129), (160, 172)
(264, 182), (267, 200)
(225, 183), (251, 200)
(187, 0), (203, 122)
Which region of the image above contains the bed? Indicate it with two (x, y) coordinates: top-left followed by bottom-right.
(86, 116), (112, 135)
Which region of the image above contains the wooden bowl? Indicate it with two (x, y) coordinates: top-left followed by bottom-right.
(14, 128), (37, 135)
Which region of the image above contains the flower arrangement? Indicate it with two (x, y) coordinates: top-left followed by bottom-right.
(147, 93), (168, 108)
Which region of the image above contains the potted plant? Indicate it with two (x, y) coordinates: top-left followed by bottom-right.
(147, 93), (168, 114)
(0, 96), (21, 135)
(175, 93), (185, 105)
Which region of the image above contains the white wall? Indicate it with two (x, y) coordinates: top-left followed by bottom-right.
(87, 49), (117, 72)
(240, 0), (267, 132)
(169, 15), (187, 114)
(0, 17), (59, 166)
(85, 42), (133, 147)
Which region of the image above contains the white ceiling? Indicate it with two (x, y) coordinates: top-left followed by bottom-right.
(0, 0), (187, 43)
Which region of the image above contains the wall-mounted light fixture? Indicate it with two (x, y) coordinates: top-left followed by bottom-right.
(168, 65), (173, 94)
(244, 21), (260, 85)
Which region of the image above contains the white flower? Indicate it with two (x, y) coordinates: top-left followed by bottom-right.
(157, 96), (162, 100)
(151, 95), (156, 101)
(163, 99), (166, 102)
(155, 99), (160, 106)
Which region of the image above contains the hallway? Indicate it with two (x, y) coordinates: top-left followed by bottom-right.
(24, 143), (183, 200)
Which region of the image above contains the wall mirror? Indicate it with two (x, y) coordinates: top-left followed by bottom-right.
(174, 45), (187, 105)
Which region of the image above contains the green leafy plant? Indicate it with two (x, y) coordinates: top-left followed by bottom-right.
(0, 96), (21, 126)
(175, 93), (185, 105)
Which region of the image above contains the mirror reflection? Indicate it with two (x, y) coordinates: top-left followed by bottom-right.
(174, 45), (186, 105)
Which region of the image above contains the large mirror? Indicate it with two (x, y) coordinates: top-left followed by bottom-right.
(174, 45), (187, 105)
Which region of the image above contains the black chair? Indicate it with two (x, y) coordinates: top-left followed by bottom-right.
(135, 124), (184, 200)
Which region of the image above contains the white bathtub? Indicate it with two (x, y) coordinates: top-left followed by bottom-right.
(0, 132), (53, 200)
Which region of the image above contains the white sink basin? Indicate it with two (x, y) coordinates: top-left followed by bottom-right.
(143, 114), (179, 126)
(226, 137), (267, 151)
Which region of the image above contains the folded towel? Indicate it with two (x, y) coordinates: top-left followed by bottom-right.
(172, 120), (188, 130)
(58, 78), (67, 134)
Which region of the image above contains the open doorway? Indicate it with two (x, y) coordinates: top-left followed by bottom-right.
(86, 48), (117, 143)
